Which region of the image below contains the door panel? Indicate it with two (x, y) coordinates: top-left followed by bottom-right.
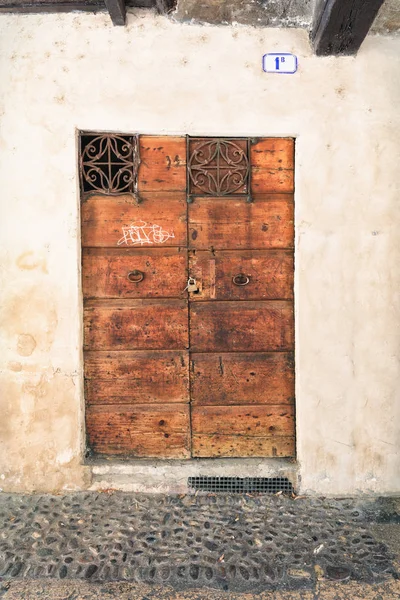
(188, 196), (294, 250)
(250, 138), (294, 194)
(84, 299), (189, 351)
(190, 352), (294, 406)
(138, 136), (187, 192)
(86, 404), (190, 458)
(250, 138), (294, 170)
(82, 247), (187, 299)
(189, 249), (293, 301)
(192, 434), (295, 458)
(85, 350), (189, 405)
(251, 169), (294, 194)
(81, 193), (187, 248)
(192, 405), (295, 436)
(190, 301), (294, 352)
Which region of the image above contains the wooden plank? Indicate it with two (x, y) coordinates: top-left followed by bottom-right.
(104, 0), (125, 25)
(312, 0), (384, 56)
(0, 1), (104, 13)
(86, 404), (190, 457)
(250, 138), (294, 170)
(192, 434), (295, 458)
(188, 196), (294, 250)
(138, 136), (187, 192)
(0, 0), (155, 12)
(189, 249), (293, 301)
(84, 350), (189, 404)
(81, 193), (187, 248)
(84, 299), (188, 351)
(251, 168), (294, 194)
(82, 247), (187, 299)
(190, 301), (294, 352)
(192, 405), (295, 436)
(191, 352), (294, 406)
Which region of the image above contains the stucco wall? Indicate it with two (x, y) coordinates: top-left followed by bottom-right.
(0, 10), (399, 495)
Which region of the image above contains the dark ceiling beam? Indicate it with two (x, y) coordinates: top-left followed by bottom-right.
(0, 0), (104, 12)
(311, 0), (385, 56)
(0, 0), (158, 20)
(104, 0), (125, 25)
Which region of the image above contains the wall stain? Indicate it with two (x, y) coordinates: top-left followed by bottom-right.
(2, 286), (58, 353)
(16, 251), (48, 273)
(8, 361), (22, 372)
(17, 334), (37, 357)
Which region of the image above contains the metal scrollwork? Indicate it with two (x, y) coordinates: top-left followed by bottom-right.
(188, 138), (250, 196)
(80, 134), (138, 195)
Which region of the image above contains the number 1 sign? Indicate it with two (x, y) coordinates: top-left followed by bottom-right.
(263, 53), (297, 74)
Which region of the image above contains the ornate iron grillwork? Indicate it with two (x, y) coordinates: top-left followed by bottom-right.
(80, 133), (139, 195)
(188, 137), (250, 198)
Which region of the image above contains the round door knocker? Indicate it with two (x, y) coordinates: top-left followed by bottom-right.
(127, 270), (145, 283)
(232, 273), (250, 286)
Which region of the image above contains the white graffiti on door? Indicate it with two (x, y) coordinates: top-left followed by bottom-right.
(117, 221), (175, 246)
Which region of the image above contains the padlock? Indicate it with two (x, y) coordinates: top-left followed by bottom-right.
(187, 277), (198, 293)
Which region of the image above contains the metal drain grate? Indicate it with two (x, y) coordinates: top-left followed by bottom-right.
(188, 476), (294, 495)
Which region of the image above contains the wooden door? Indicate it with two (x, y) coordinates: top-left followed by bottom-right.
(81, 135), (295, 459)
(187, 138), (295, 457)
(82, 136), (191, 458)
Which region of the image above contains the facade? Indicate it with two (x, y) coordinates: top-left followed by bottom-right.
(0, 9), (399, 495)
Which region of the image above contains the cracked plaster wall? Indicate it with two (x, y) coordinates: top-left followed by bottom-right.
(0, 9), (399, 494)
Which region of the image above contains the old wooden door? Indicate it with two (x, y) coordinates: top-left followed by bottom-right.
(81, 135), (295, 459)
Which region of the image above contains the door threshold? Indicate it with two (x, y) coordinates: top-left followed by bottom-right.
(88, 457), (299, 494)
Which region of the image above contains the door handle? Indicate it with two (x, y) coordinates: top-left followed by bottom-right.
(232, 273), (250, 286)
(127, 270), (145, 283)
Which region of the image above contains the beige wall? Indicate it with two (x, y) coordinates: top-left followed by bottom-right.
(0, 10), (399, 495)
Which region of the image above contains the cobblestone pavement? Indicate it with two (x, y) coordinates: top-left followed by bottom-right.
(0, 493), (398, 595)
(1, 579), (400, 600)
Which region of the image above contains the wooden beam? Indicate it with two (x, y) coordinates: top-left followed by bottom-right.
(104, 0), (125, 25)
(0, 0), (155, 11)
(0, 0), (104, 12)
(312, 0), (385, 56)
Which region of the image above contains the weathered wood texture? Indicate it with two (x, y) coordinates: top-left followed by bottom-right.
(251, 170), (294, 194)
(81, 193), (187, 248)
(192, 405), (294, 436)
(312, 0), (385, 56)
(190, 301), (294, 352)
(190, 352), (294, 405)
(85, 351), (189, 404)
(189, 250), (293, 301)
(104, 0), (125, 25)
(82, 135), (295, 459)
(192, 434), (295, 458)
(86, 404), (190, 457)
(250, 138), (294, 194)
(250, 138), (294, 170)
(188, 196), (294, 250)
(84, 299), (189, 350)
(138, 137), (187, 192)
(82, 248), (187, 299)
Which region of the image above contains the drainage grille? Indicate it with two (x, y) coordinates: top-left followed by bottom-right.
(188, 476), (294, 495)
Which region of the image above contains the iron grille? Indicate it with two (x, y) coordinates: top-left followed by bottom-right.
(80, 132), (139, 196)
(188, 476), (294, 495)
(187, 137), (251, 202)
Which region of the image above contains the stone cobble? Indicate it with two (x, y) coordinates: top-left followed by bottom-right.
(0, 493), (398, 593)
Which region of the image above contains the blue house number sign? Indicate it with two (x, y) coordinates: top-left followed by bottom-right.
(263, 53), (297, 74)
